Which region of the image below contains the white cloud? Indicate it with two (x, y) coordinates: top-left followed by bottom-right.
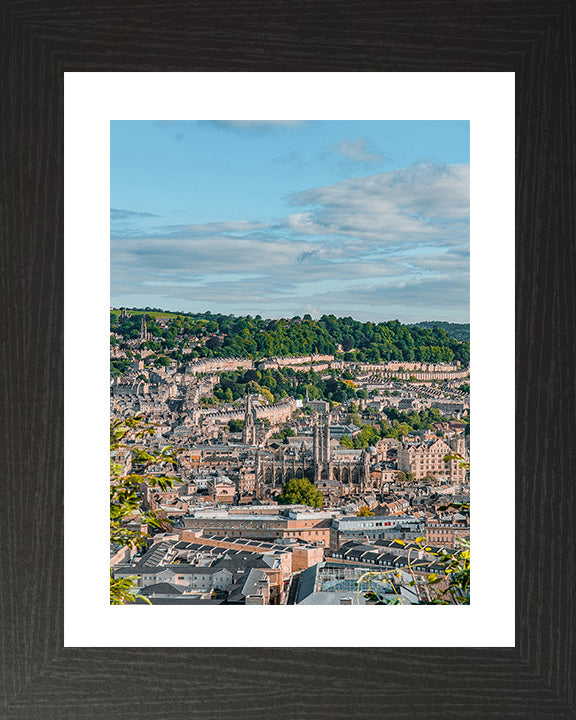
(161, 220), (271, 236)
(111, 208), (161, 220)
(334, 137), (387, 165)
(286, 163), (469, 247)
(111, 163), (469, 321)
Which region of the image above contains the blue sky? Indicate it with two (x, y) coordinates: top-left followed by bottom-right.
(111, 120), (469, 323)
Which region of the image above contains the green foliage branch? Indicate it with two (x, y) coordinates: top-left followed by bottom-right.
(360, 522), (470, 605)
(110, 415), (181, 604)
(361, 457), (470, 605)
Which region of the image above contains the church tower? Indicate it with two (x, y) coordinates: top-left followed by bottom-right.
(449, 435), (466, 457)
(255, 450), (263, 499)
(314, 411), (332, 485)
(140, 314), (149, 342)
(323, 411), (331, 463)
(312, 413), (320, 464)
(361, 448), (371, 491)
(242, 394), (257, 445)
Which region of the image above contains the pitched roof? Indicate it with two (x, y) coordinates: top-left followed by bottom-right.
(138, 582), (184, 596)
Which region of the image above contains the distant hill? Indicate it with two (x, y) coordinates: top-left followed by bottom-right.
(110, 308), (179, 320)
(111, 309), (470, 365)
(410, 321), (470, 342)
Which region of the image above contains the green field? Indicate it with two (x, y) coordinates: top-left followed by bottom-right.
(110, 308), (181, 320)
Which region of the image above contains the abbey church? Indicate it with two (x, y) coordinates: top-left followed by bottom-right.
(247, 397), (374, 502)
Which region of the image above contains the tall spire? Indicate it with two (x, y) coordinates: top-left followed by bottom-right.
(243, 394), (256, 445)
(140, 314), (148, 342)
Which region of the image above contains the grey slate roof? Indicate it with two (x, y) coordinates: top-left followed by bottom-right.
(138, 582), (185, 596)
(133, 597), (226, 605)
(227, 568), (268, 603)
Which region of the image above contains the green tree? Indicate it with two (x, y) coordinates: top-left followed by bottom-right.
(260, 387), (275, 403)
(357, 505), (375, 517)
(110, 416), (181, 604)
(272, 427), (296, 440)
(305, 384), (321, 400)
(354, 424), (379, 449)
(349, 412), (363, 428)
(227, 419), (244, 433)
(111, 358), (130, 374)
(277, 477), (323, 508)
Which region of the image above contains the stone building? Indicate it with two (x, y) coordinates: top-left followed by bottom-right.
(185, 358), (253, 375)
(255, 412), (378, 500)
(424, 512), (470, 548)
(397, 436), (467, 483)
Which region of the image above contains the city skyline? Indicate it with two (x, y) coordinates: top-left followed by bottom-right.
(111, 120), (470, 323)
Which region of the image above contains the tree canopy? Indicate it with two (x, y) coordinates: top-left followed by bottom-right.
(111, 310), (470, 365)
(277, 477), (323, 508)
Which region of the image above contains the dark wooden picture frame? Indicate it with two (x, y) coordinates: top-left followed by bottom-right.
(2, 2), (574, 718)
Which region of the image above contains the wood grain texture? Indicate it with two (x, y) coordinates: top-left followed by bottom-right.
(1, 0), (575, 717)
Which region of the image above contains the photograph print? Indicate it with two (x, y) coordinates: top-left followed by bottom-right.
(109, 119), (470, 607)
